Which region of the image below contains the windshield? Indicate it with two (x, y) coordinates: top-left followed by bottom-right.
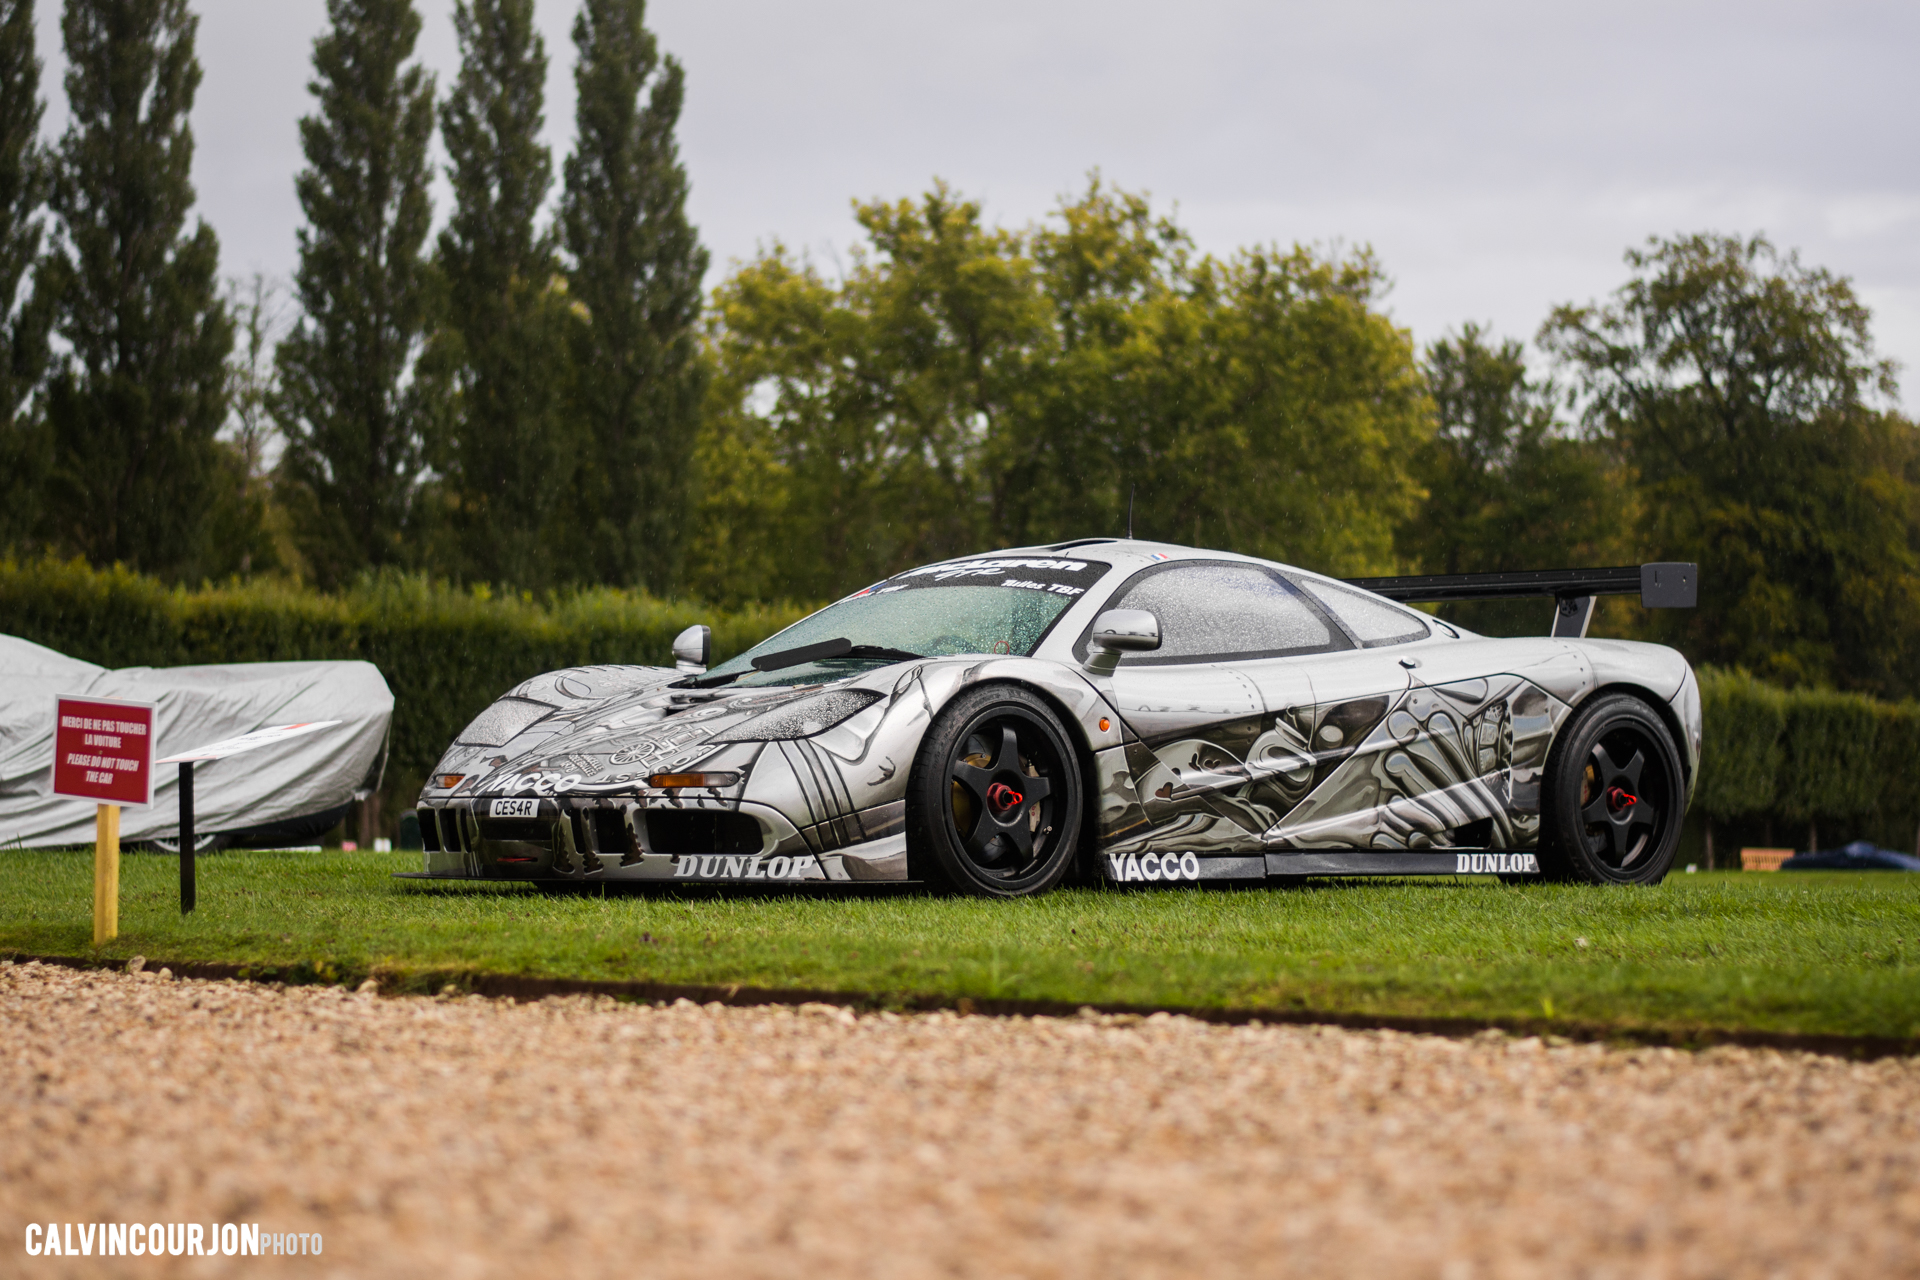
(705, 556), (1110, 687)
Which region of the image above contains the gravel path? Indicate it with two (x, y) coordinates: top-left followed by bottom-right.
(4, 959), (1919, 1278)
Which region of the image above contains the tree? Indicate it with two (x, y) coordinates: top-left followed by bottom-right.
(224, 274), (289, 484)
(694, 184), (1044, 603)
(210, 272), (291, 576)
(988, 179), (1187, 548)
(690, 178), (1432, 606)
(1542, 233), (1920, 696)
(426, 0), (570, 589)
(560, 0), (707, 593)
(988, 197), (1431, 570)
(38, 0), (234, 577)
(0, 0), (51, 549)
(275, 0), (435, 588)
(1122, 243), (1430, 571)
(1399, 324), (1621, 634)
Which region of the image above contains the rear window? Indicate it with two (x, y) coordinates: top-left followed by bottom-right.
(1293, 577), (1431, 648)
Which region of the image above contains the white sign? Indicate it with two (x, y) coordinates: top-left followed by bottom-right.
(155, 721), (343, 765)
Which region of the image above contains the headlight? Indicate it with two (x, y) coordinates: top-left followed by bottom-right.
(709, 689), (882, 742)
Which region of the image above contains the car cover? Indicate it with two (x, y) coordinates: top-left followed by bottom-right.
(0, 635), (392, 849)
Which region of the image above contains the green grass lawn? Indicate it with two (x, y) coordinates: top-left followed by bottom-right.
(3, 848), (1917, 1042)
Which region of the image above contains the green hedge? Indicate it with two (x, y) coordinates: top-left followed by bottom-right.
(8, 562), (1915, 851)
(1776, 689), (1881, 822)
(1694, 668), (1786, 821)
(1695, 666), (1920, 849)
(1875, 703), (1920, 839)
(0, 558), (810, 823)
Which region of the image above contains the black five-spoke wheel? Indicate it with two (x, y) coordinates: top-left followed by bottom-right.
(1579, 739), (1660, 868)
(1541, 693), (1684, 885)
(906, 685), (1083, 896)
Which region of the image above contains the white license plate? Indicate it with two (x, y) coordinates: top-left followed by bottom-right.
(489, 798), (539, 819)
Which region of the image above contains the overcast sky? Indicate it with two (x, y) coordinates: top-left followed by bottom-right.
(30, 0), (1920, 403)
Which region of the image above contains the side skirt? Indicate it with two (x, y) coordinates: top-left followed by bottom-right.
(1264, 851), (1539, 877)
(1098, 850), (1541, 884)
(398, 849), (1541, 886)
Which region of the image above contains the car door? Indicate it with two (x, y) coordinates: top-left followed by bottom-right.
(1082, 561), (1345, 853)
(1268, 575), (1530, 851)
(1351, 624), (1580, 850)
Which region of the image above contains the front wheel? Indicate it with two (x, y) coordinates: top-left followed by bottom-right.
(905, 685), (1084, 897)
(1539, 693), (1685, 885)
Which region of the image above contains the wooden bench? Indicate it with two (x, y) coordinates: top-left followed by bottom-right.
(1740, 847), (1794, 872)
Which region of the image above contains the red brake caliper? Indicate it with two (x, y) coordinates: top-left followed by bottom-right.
(985, 782), (1024, 814)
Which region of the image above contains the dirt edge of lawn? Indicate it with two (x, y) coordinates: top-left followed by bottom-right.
(8, 948), (1917, 1061)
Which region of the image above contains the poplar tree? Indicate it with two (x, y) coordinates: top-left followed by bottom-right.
(0, 0), (50, 547)
(560, 0), (707, 592)
(39, 0), (233, 575)
(275, 0), (435, 587)
(431, 0), (568, 588)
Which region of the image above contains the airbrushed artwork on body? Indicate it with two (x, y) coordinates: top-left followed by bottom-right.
(420, 656), (1115, 883)
(419, 652), (1575, 885)
(1095, 675), (1569, 859)
(406, 540), (1700, 891)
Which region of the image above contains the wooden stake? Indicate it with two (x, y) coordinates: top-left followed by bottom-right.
(93, 802), (120, 945)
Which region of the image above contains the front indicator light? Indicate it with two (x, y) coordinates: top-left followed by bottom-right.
(439, 774), (465, 789)
(648, 771), (742, 789)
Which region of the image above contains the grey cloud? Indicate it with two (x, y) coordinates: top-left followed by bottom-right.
(30, 0), (1919, 395)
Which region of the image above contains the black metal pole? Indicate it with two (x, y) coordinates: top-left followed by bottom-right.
(179, 760), (195, 915)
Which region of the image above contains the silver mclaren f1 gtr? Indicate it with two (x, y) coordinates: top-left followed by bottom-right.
(405, 541), (1701, 896)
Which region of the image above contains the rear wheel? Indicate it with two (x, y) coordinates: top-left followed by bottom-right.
(1539, 693), (1684, 885)
(905, 685), (1083, 897)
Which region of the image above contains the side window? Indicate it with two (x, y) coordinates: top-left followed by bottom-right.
(1293, 577), (1431, 648)
(1085, 562), (1344, 663)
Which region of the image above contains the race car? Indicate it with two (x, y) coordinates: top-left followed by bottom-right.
(404, 540), (1700, 896)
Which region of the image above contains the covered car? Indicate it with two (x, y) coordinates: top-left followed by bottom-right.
(0, 635), (392, 849)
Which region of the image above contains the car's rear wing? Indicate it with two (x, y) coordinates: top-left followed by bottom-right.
(1340, 563), (1697, 638)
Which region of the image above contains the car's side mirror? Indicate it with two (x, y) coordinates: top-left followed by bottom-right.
(673, 624), (712, 675)
(1083, 609), (1160, 675)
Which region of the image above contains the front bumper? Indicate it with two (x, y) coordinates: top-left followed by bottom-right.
(406, 798), (910, 883)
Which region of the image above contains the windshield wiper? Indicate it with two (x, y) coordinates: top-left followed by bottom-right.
(843, 643), (926, 663)
(750, 638), (922, 672)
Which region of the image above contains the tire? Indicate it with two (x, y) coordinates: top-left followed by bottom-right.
(1538, 692), (1685, 885)
(905, 684), (1085, 897)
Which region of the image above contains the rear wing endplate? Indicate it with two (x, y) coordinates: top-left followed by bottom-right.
(1341, 563), (1696, 638)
